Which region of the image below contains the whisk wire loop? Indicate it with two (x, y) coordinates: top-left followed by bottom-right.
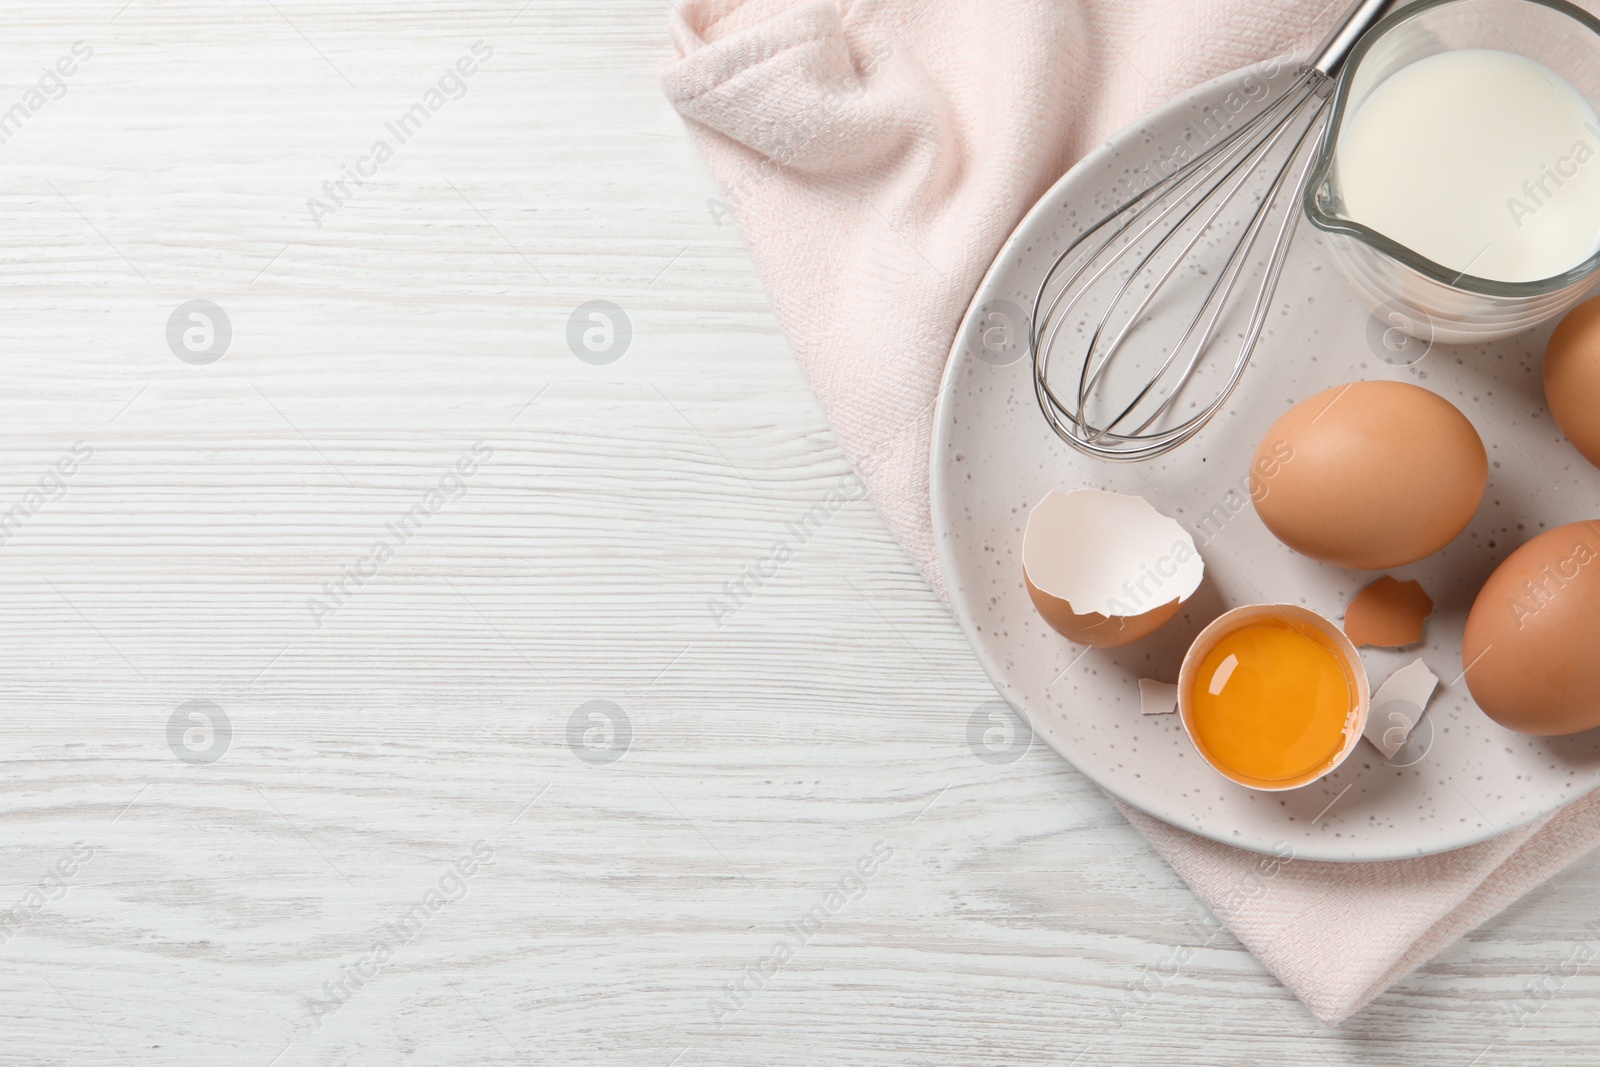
(1031, 67), (1338, 462)
(1027, 0), (1401, 464)
(1075, 74), (1326, 444)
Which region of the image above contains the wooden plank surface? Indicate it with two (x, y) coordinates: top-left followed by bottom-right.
(0, 1), (1596, 1063)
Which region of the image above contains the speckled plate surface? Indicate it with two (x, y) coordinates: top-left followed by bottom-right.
(931, 61), (1600, 861)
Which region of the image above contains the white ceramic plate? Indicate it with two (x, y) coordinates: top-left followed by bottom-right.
(931, 61), (1600, 861)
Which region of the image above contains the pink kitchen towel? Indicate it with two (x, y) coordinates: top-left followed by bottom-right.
(663, 0), (1600, 1022)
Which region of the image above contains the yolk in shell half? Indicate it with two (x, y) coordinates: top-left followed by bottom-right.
(1189, 618), (1356, 783)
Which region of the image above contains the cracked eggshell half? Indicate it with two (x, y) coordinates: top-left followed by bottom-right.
(1022, 489), (1205, 648)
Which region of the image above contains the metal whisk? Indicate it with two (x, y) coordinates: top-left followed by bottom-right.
(1032, 0), (1398, 462)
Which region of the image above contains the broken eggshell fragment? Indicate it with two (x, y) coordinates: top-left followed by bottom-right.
(1022, 489), (1205, 648)
(1344, 576), (1434, 648)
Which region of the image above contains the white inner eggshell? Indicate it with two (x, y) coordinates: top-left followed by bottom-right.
(1362, 657), (1439, 759)
(1138, 678), (1179, 716)
(1023, 489), (1205, 618)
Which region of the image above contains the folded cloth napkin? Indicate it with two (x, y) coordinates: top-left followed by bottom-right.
(663, 0), (1600, 1022)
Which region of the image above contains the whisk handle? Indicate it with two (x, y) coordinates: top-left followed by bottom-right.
(1310, 0), (1400, 76)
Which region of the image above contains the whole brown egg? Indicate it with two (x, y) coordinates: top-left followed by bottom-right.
(1545, 295), (1600, 470)
(1462, 521), (1600, 736)
(1250, 381), (1487, 569)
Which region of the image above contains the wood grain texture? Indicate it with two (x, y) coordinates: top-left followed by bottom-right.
(0, 1), (1596, 1064)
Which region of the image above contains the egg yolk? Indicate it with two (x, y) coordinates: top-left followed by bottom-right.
(1190, 619), (1356, 783)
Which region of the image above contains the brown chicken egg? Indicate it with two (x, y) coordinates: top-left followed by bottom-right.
(1545, 294), (1600, 469)
(1462, 521), (1600, 736)
(1249, 381), (1487, 569)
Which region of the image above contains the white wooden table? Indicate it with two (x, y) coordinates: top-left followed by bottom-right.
(1, 1), (1597, 1063)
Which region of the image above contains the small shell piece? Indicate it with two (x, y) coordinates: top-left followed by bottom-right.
(1139, 679), (1179, 716)
(1022, 489), (1205, 648)
(1363, 658), (1439, 759)
(1343, 576), (1434, 648)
